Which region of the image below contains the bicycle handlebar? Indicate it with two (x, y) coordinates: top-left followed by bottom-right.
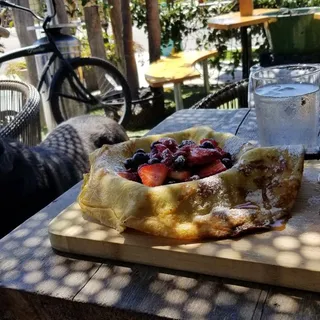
(0, 0), (57, 23)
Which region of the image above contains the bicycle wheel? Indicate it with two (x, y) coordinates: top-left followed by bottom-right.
(49, 57), (132, 127)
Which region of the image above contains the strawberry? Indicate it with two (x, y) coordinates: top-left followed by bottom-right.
(168, 170), (191, 181)
(197, 160), (227, 178)
(186, 147), (222, 166)
(138, 163), (169, 187)
(117, 171), (140, 182)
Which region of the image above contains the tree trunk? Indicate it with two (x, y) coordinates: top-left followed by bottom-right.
(83, 5), (106, 60)
(121, 0), (139, 99)
(146, 0), (165, 117)
(12, 0), (38, 87)
(146, 0), (161, 63)
(55, 0), (69, 24)
(108, 0), (125, 74)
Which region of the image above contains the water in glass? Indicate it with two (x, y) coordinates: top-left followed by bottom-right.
(254, 82), (319, 147)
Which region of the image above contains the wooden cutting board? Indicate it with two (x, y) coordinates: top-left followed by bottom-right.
(49, 161), (320, 293)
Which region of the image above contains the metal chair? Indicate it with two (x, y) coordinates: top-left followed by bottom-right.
(0, 80), (41, 146)
(191, 79), (249, 109)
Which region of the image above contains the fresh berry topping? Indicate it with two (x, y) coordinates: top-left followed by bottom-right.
(133, 152), (150, 166)
(138, 163), (169, 187)
(161, 149), (174, 166)
(186, 147), (222, 166)
(167, 180), (178, 184)
(158, 138), (178, 151)
(148, 157), (161, 164)
(200, 141), (215, 149)
(151, 141), (161, 149)
(121, 136), (233, 185)
(117, 171), (140, 182)
(200, 138), (218, 147)
(223, 152), (232, 160)
(151, 143), (168, 157)
(124, 158), (135, 170)
(168, 170), (191, 181)
(173, 155), (186, 169)
(221, 158), (233, 169)
(188, 175), (200, 181)
(178, 140), (196, 148)
(135, 148), (146, 154)
(197, 160), (227, 178)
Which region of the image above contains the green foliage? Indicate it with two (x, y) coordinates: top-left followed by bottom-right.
(80, 31), (119, 65)
(131, 0), (320, 76)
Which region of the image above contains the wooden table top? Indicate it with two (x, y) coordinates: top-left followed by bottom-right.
(208, 8), (278, 30)
(145, 50), (217, 87)
(1, 108), (320, 319)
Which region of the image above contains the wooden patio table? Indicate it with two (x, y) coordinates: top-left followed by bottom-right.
(208, 8), (278, 79)
(1, 108), (320, 319)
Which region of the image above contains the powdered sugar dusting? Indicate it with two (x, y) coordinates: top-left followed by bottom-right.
(245, 190), (263, 205)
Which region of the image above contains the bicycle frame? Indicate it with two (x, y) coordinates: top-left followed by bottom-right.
(0, 41), (57, 92)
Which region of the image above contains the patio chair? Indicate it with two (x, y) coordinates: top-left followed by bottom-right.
(0, 80), (41, 146)
(191, 79), (249, 109)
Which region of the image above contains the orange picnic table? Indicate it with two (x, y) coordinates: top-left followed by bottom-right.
(208, 8), (277, 78)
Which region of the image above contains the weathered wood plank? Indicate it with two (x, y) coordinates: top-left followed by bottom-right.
(74, 263), (263, 319)
(252, 287), (320, 320)
(0, 182), (101, 300)
(0, 287), (161, 320)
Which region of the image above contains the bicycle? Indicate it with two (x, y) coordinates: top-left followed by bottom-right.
(0, 0), (132, 127)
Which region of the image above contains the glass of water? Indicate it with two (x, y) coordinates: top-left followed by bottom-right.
(252, 64), (320, 148)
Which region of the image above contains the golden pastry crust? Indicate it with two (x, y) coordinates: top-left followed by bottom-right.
(78, 126), (304, 240)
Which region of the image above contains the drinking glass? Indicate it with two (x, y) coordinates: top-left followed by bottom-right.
(251, 64), (320, 148)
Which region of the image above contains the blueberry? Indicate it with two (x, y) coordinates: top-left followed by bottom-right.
(135, 148), (146, 154)
(223, 152), (232, 160)
(133, 152), (150, 165)
(178, 140), (196, 148)
(174, 155), (186, 169)
(124, 158), (134, 170)
(221, 158), (233, 169)
(148, 158), (160, 164)
(200, 141), (215, 149)
(151, 141), (161, 149)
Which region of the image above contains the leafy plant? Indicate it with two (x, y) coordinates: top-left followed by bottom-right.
(5, 60), (27, 76)
(131, 0), (320, 77)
